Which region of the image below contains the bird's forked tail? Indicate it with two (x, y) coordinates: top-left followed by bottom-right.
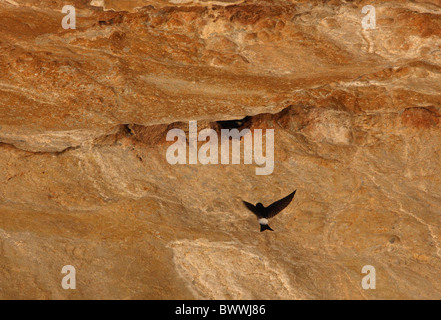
(260, 224), (274, 232)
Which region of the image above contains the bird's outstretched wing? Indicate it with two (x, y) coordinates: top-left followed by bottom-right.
(265, 190), (296, 218)
(242, 201), (262, 218)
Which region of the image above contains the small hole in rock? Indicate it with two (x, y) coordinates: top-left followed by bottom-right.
(217, 116), (251, 130)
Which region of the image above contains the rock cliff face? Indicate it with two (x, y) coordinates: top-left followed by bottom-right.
(0, 0), (440, 299)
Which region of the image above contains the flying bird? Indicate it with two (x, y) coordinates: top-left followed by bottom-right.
(243, 190), (297, 232)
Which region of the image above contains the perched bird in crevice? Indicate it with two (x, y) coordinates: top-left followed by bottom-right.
(243, 190), (297, 232)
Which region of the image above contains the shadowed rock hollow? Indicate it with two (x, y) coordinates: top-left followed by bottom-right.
(0, 0), (440, 299)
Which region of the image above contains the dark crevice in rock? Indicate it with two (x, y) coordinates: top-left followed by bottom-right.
(0, 142), (80, 156)
(125, 107), (293, 146)
(2, 104), (439, 156)
(217, 116), (251, 130)
(122, 124), (134, 136)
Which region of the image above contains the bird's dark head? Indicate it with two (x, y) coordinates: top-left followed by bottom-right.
(256, 203), (264, 209)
